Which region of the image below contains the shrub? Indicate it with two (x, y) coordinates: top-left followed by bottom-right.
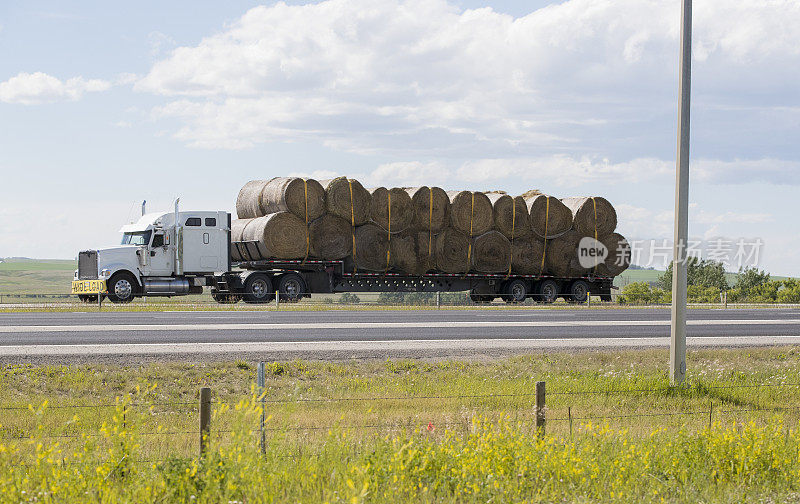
(338, 292), (361, 304)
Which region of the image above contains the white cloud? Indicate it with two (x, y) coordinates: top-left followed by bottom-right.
(135, 0), (800, 159)
(694, 210), (772, 225)
(457, 156), (673, 187)
(284, 155), (800, 192)
(0, 72), (111, 105)
(147, 31), (177, 57)
(615, 203), (674, 238)
(693, 158), (800, 185)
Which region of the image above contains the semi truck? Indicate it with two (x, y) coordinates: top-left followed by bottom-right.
(72, 203), (615, 304)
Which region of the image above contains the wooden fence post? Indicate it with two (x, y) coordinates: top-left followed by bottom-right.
(536, 381), (546, 437)
(257, 362), (266, 455)
(568, 406), (572, 439)
(199, 387), (211, 457)
(708, 401), (713, 429)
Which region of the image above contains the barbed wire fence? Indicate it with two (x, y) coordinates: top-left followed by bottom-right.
(3, 369), (800, 469)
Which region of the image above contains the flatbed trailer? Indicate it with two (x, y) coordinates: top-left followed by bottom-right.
(212, 242), (614, 304)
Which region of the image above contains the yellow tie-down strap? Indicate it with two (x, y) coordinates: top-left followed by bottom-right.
(592, 196), (598, 276)
(303, 179), (310, 262)
(349, 179), (357, 274)
(506, 198), (516, 278)
(465, 192), (474, 274)
(428, 187), (434, 262)
(539, 196), (550, 275)
(385, 191), (392, 272)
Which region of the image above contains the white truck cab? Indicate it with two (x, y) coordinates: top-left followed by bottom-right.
(73, 203), (231, 303)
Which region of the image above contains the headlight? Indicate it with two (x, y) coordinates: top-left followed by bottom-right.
(101, 269), (112, 278)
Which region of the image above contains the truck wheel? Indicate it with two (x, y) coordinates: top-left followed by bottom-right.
(243, 274), (274, 304)
(537, 280), (559, 304)
(502, 279), (528, 304)
(212, 292), (241, 304)
(107, 272), (138, 304)
(569, 280), (589, 304)
(278, 273), (306, 303)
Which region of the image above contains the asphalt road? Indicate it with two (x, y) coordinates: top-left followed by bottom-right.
(2, 308), (800, 362)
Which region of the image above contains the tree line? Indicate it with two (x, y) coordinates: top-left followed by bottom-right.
(620, 258), (800, 304)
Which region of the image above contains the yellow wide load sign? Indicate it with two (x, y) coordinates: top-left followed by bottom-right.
(71, 280), (107, 294)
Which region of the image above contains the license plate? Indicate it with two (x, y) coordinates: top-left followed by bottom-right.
(71, 280), (107, 294)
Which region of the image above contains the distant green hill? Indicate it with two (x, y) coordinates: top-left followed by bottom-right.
(0, 258), (75, 294)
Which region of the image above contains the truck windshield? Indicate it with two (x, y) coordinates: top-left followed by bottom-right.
(121, 231), (152, 246)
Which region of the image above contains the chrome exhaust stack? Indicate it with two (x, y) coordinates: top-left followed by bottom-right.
(174, 198), (183, 276)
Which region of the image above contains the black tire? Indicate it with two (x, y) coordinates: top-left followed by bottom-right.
(537, 279), (559, 304)
(502, 279), (528, 304)
(107, 272), (139, 304)
(212, 292), (241, 304)
(569, 280), (589, 304)
(278, 273), (307, 303)
(243, 274), (274, 304)
(78, 295), (92, 303)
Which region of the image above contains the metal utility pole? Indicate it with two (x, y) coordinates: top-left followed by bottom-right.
(670, 0), (692, 385)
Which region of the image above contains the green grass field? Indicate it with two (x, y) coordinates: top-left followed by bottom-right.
(0, 257), (75, 294)
(4, 348), (800, 502)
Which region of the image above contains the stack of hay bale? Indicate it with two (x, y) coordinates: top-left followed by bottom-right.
(231, 176), (630, 277)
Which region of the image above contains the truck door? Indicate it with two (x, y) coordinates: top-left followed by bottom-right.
(145, 230), (173, 276)
(181, 216), (222, 272)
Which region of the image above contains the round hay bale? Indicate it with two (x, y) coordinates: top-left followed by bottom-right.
(412, 230), (436, 275)
(230, 218), (253, 261)
(471, 231), (511, 273)
(526, 194), (572, 239)
(561, 196), (617, 237)
(309, 214), (352, 260)
(435, 227), (471, 273)
(486, 192), (530, 240)
(596, 232), (631, 277)
(352, 223), (390, 271)
(236, 178), (325, 221)
(390, 230), (436, 276)
(510, 237), (546, 275)
(369, 187), (413, 232)
(545, 230), (582, 278)
(236, 180), (271, 219)
(405, 186), (450, 232)
(387, 232), (416, 275)
(241, 212), (309, 260)
(320, 177), (371, 226)
(446, 191), (493, 237)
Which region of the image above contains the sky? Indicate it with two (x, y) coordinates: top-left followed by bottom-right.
(1, 0), (799, 276)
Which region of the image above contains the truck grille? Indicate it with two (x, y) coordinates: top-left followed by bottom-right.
(78, 250), (98, 280)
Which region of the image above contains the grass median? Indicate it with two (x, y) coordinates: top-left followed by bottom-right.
(3, 347), (800, 502)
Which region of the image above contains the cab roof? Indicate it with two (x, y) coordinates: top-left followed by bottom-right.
(119, 213), (164, 233)
(118, 211), (226, 233)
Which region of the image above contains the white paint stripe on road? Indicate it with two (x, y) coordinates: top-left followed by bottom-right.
(4, 335), (800, 356)
(1, 319), (800, 333)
